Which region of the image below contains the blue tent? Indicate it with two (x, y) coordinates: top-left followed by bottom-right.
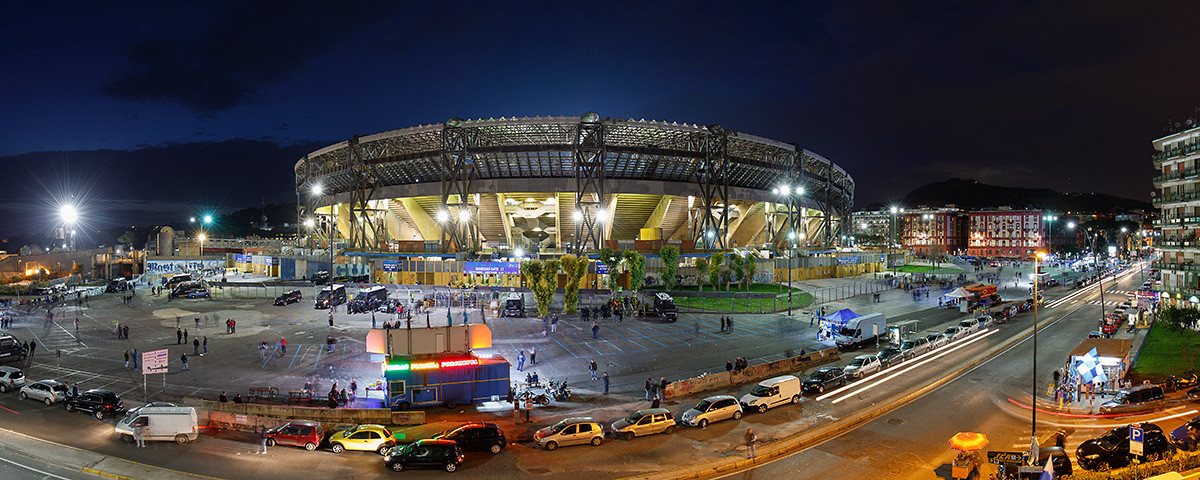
(821, 308), (861, 326)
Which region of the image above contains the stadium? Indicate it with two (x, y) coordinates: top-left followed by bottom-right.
(294, 113), (854, 256)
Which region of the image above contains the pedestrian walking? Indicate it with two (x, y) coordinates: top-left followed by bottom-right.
(202, 336), (208, 356)
(589, 360), (598, 380)
(745, 429), (757, 458)
(530, 346), (537, 365)
(195, 317), (200, 331)
(181, 353), (189, 371)
(350, 379), (357, 397)
(550, 314), (558, 333)
(74, 317), (79, 331)
(258, 428), (269, 454)
(280, 338), (287, 355)
(726, 360), (733, 372)
(645, 378), (653, 400)
(727, 317), (734, 332)
(591, 321), (599, 339)
(720, 316), (726, 332)
(517, 350), (525, 372)
(177, 328), (182, 344)
(193, 337), (200, 355)
(603, 372), (610, 394)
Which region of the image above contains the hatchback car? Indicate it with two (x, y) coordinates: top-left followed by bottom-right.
(0, 366), (25, 392)
(274, 290), (302, 306)
(900, 337), (931, 359)
(943, 326), (964, 341)
(328, 424), (395, 454)
(384, 439), (464, 473)
(611, 408), (676, 440)
(20, 380), (68, 405)
(958, 319), (979, 334)
(1077, 423), (1175, 471)
(432, 422), (506, 454)
(264, 420), (324, 451)
(64, 389), (124, 420)
(843, 354), (882, 379)
(875, 348), (904, 368)
(534, 417), (604, 450)
(802, 367), (846, 394)
(925, 333), (949, 349)
(680, 395), (742, 428)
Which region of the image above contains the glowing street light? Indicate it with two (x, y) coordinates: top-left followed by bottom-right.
(573, 209), (583, 222)
(202, 215), (213, 225)
(437, 210), (450, 223)
(596, 208), (607, 223)
(304, 218), (315, 228)
(513, 248), (524, 258)
(198, 233), (207, 257)
(457, 209), (471, 224)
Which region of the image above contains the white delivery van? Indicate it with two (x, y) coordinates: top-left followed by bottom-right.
(834, 313), (887, 348)
(115, 406), (199, 444)
(739, 375), (801, 413)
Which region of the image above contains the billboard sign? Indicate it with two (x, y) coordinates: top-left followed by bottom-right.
(142, 348), (169, 375)
(464, 261), (520, 275)
(382, 261), (399, 272)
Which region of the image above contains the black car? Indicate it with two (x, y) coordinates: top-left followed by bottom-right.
(1018, 446), (1072, 479)
(802, 367), (846, 394)
(875, 347), (904, 368)
(64, 388), (124, 420)
(1170, 414), (1200, 451)
(274, 290), (302, 306)
(384, 439), (464, 472)
(1077, 423), (1175, 471)
(311, 271), (330, 285)
(432, 422), (506, 454)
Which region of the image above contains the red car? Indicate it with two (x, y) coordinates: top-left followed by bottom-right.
(264, 420), (324, 451)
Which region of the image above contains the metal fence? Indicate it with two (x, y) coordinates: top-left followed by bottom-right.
(806, 279), (894, 305)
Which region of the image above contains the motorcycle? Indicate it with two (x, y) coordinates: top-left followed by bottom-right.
(520, 390), (550, 406)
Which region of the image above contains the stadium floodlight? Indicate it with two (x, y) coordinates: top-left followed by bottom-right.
(304, 218), (315, 228)
(190, 217), (196, 223)
(60, 204), (78, 225)
(202, 215), (213, 225)
(706, 229), (715, 238)
(311, 184), (323, 196)
(437, 210), (450, 223)
(797, 187), (804, 195)
(458, 209), (471, 224)
(573, 209), (584, 222)
(514, 248), (524, 258)
(596, 208), (608, 223)
(780, 185), (790, 196)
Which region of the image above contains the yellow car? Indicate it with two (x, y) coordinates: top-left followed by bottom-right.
(328, 424), (396, 454)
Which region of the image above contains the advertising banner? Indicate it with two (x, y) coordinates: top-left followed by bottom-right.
(145, 259), (225, 275)
(382, 261), (399, 272)
(837, 256), (860, 265)
(464, 261), (520, 275)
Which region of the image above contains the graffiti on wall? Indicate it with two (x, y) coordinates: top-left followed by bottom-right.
(145, 259), (225, 275)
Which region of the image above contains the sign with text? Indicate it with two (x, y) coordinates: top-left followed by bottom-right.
(464, 261), (520, 275)
(1131, 425), (1144, 456)
(986, 451), (1023, 465)
(382, 261), (399, 272)
(142, 348), (169, 375)
(837, 256), (860, 265)
(145, 259), (224, 275)
(596, 262), (610, 274)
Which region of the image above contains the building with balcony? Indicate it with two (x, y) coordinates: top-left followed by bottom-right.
(965, 209), (1045, 259)
(1152, 123), (1200, 303)
(900, 208), (967, 257)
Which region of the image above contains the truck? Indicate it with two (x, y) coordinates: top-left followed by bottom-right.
(653, 292), (678, 322)
(115, 406), (199, 444)
(504, 292), (524, 317)
(834, 312), (888, 348)
(384, 353), (509, 410)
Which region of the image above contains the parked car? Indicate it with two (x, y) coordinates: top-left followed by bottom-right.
(1077, 423), (1175, 470)
(943, 326), (964, 341)
(875, 348), (904, 368)
(1170, 414), (1200, 451)
(384, 439), (464, 473)
(975, 315), (992, 328)
(432, 422), (506, 454)
(534, 417), (604, 450)
(64, 388), (124, 420)
(958, 319), (979, 334)
(740, 375), (802, 412)
(264, 420), (324, 451)
(611, 408), (676, 440)
(0, 365), (25, 392)
(1099, 384), (1166, 414)
(1019, 446), (1072, 479)
(20, 379), (68, 405)
(274, 290), (302, 306)
(328, 424), (395, 454)
(0, 334), (28, 363)
(843, 354), (882, 379)
(900, 337), (932, 359)
(802, 367), (846, 394)
(679, 395), (743, 428)
(114, 406), (198, 444)
(925, 333), (949, 349)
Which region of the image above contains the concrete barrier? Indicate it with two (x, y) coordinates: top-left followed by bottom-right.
(203, 401), (424, 432)
(664, 347), (839, 399)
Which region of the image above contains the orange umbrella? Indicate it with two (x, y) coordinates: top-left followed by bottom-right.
(948, 432), (989, 452)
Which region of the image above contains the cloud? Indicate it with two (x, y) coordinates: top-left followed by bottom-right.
(101, 1), (402, 112)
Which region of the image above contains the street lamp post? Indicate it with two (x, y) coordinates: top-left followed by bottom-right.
(889, 206), (904, 276)
(198, 234), (206, 258)
(1043, 214), (1057, 257)
(313, 184), (335, 327)
(1031, 251), (1046, 453)
(774, 185), (802, 316)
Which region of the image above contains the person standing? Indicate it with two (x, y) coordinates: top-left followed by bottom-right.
(726, 360), (733, 373)
(124, 350), (130, 369)
(660, 377), (668, 399)
(176, 328), (182, 344)
(183, 329), (189, 345)
(181, 353), (189, 371)
(219, 391), (228, 402)
(530, 346), (537, 365)
(591, 321), (599, 339)
(202, 336), (208, 356)
(651, 396), (661, 409)
(27, 340), (35, 359)
(131, 348), (139, 370)
(720, 316), (726, 332)
(517, 350), (525, 372)
(602, 372), (610, 394)
(645, 378), (653, 400)
(589, 360), (598, 380)
(550, 314), (558, 333)
(193, 337), (200, 355)
(258, 428), (269, 454)
(134, 420), (146, 448)
(280, 338), (287, 355)
(745, 429), (757, 458)
(350, 379), (357, 398)
(727, 317), (734, 332)
(194, 317), (200, 332)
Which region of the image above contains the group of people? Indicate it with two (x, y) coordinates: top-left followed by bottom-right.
(725, 357), (750, 373)
(717, 315), (735, 332)
(258, 338), (288, 359)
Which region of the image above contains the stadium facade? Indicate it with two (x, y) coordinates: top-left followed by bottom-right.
(294, 113), (854, 255)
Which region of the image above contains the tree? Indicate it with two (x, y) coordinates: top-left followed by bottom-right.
(729, 253), (745, 292)
(660, 245), (680, 291)
(598, 247), (622, 290)
(742, 252), (757, 291)
(521, 261), (555, 318)
(694, 257), (709, 291)
(560, 254), (589, 313)
(117, 230), (137, 248)
(625, 251), (647, 295)
(1158, 305), (1200, 332)
(708, 252), (724, 292)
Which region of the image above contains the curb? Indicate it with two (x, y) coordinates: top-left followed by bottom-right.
(82, 467), (136, 480)
(622, 301), (1078, 480)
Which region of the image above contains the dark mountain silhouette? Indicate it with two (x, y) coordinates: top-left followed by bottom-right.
(861, 178), (1152, 213)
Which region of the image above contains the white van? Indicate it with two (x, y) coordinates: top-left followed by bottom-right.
(834, 313), (887, 348)
(115, 406), (199, 444)
(739, 375), (801, 414)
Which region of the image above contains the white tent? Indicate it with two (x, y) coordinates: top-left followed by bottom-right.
(945, 287), (972, 298)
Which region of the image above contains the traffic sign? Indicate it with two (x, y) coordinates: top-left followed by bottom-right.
(1131, 425), (1144, 456)
(142, 348), (169, 375)
(986, 451), (1023, 464)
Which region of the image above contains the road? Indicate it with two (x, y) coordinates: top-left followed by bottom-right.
(724, 264), (1184, 479)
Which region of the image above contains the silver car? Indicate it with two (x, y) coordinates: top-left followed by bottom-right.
(0, 366), (25, 393)
(843, 354), (882, 379)
(925, 333), (949, 349)
(534, 417), (604, 450)
(680, 395), (742, 428)
(611, 408), (676, 440)
(20, 379), (68, 405)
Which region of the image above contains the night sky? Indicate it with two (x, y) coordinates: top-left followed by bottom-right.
(3, 1), (1198, 241)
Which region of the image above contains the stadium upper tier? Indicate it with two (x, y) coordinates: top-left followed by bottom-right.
(295, 115), (853, 250)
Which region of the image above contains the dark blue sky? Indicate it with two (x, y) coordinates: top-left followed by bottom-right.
(2, 1), (1197, 239)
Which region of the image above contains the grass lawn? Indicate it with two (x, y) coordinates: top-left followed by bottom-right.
(649, 283), (814, 312)
(1132, 323), (1200, 378)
